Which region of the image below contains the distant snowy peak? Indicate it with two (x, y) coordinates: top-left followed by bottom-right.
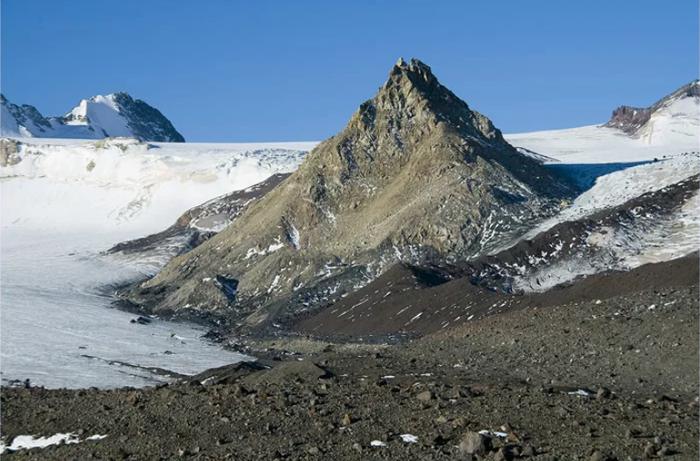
(0, 94), (53, 138)
(506, 80), (699, 164)
(605, 80), (700, 136)
(0, 93), (184, 142)
(60, 93), (185, 142)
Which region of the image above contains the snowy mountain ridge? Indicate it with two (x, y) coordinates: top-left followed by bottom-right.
(506, 80), (699, 164)
(605, 79), (699, 136)
(0, 92), (185, 142)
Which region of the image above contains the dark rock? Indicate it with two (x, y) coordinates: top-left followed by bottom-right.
(521, 444), (536, 457)
(242, 361), (333, 386)
(187, 361), (266, 385)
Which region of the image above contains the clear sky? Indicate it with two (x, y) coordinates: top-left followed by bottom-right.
(2, 1), (697, 142)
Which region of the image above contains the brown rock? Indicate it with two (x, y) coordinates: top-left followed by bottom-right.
(458, 431), (491, 455)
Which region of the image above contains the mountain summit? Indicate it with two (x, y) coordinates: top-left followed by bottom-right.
(0, 92), (184, 142)
(124, 58), (575, 328)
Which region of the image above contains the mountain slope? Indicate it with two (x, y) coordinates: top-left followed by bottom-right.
(123, 58), (575, 327)
(0, 93), (184, 142)
(107, 173), (291, 268)
(506, 80), (699, 164)
(605, 80), (700, 137)
(290, 150), (699, 338)
(0, 95), (53, 138)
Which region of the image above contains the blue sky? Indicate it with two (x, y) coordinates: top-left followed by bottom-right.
(2, 1), (697, 142)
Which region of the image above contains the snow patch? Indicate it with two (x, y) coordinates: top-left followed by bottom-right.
(0, 433), (107, 454)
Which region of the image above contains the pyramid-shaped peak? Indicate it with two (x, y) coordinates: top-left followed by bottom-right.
(358, 58), (506, 147)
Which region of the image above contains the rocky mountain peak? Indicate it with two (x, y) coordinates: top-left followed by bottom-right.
(125, 58), (576, 327)
(387, 57), (439, 90)
(316, 58), (562, 200)
(377, 57), (504, 146)
(605, 80), (700, 135)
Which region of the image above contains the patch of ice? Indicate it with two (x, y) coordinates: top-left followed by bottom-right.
(567, 389), (592, 397)
(0, 433), (108, 454)
(267, 241), (285, 253)
(478, 430), (508, 438)
(268, 275), (281, 294)
(288, 224), (301, 250)
(408, 312), (423, 322)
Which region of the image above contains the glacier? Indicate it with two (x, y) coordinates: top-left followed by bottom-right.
(0, 138), (314, 388)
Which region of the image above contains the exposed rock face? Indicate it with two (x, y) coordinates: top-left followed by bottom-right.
(605, 80), (699, 135)
(123, 58), (575, 328)
(100, 92), (185, 143)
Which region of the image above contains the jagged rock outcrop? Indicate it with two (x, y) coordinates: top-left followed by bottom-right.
(605, 80), (699, 135)
(122, 58), (575, 328)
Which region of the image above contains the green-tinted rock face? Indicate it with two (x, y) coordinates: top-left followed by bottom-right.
(124, 58), (575, 329)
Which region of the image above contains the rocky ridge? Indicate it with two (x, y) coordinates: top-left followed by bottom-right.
(604, 80), (699, 135)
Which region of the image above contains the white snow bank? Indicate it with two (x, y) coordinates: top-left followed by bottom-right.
(478, 430), (508, 438)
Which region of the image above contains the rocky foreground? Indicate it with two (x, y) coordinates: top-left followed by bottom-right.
(2, 256), (698, 460)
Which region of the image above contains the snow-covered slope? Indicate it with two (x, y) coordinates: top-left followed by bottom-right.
(1, 137), (314, 234)
(505, 81), (699, 164)
(1, 93), (185, 142)
(0, 138), (316, 388)
(0, 95), (53, 138)
(461, 155), (699, 294)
